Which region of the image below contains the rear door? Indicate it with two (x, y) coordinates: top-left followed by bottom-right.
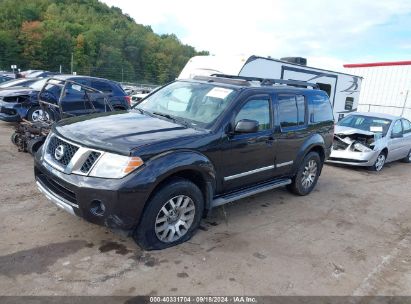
(220, 94), (275, 191)
(274, 93), (310, 176)
(60, 78), (93, 116)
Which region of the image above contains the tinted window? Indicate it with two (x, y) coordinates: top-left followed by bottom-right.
(278, 95), (298, 128)
(296, 95), (306, 126)
(310, 94), (334, 123)
(235, 98), (270, 131)
(402, 119), (411, 134)
(278, 95), (306, 128)
(91, 81), (113, 93)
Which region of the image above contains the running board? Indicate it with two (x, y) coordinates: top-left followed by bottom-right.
(211, 178), (292, 208)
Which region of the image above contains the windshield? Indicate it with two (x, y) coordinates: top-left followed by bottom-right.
(338, 115), (392, 137)
(29, 79), (48, 90)
(136, 81), (238, 127)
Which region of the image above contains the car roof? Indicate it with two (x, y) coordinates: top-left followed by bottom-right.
(350, 112), (401, 120)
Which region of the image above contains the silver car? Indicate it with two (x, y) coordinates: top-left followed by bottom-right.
(328, 112), (411, 171)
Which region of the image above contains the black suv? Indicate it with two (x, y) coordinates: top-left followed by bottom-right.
(34, 75), (334, 250)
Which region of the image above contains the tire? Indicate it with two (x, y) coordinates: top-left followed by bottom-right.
(27, 106), (53, 122)
(402, 149), (411, 163)
(369, 151), (386, 171)
(27, 137), (45, 155)
(287, 152), (322, 196)
(133, 178), (204, 250)
(11, 132), (19, 145)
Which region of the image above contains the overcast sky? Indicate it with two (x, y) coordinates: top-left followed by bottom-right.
(100, 0), (411, 71)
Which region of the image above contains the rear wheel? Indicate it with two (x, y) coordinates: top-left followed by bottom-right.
(287, 152), (321, 196)
(369, 152), (386, 171)
(133, 178), (204, 250)
(402, 149), (411, 163)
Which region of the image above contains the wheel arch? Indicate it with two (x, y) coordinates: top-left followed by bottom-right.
(292, 134), (326, 176)
(136, 150), (216, 226)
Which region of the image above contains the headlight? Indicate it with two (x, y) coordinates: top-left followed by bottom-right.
(353, 142), (372, 152)
(89, 153), (144, 178)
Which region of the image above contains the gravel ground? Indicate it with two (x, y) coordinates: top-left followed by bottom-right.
(0, 121), (410, 296)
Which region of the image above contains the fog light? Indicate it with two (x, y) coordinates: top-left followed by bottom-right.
(90, 200), (106, 216)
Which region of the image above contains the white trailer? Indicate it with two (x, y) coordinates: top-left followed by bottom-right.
(343, 61), (411, 121)
(179, 55), (362, 120)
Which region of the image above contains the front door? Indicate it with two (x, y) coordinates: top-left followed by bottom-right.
(220, 95), (275, 192)
(387, 119), (406, 162)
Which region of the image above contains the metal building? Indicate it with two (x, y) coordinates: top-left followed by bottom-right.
(344, 61), (411, 120)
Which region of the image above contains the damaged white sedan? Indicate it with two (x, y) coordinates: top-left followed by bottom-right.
(328, 112), (411, 171)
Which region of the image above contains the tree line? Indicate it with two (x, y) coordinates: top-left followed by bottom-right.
(0, 0), (208, 84)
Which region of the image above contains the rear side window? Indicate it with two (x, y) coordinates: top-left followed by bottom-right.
(309, 93), (334, 123)
(91, 81), (113, 93)
(278, 94), (306, 128)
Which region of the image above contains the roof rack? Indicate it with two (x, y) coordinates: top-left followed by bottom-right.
(210, 74), (319, 89)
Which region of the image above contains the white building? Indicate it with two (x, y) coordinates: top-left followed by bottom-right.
(344, 61), (411, 120)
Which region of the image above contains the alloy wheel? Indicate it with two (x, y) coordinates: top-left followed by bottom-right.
(375, 154), (386, 171)
(301, 159), (317, 189)
(31, 109), (49, 122)
(155, 195), (196, 243)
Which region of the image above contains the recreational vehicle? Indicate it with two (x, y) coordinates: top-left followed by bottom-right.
(179, 55), (362, 120)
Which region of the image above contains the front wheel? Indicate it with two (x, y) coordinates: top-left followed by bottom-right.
(133, 178), (204, 250)
(27, 106), (53, 122)
(287, 152), (321, 196)
(369, 152), (386, 171)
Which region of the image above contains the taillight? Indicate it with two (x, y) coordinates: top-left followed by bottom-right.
(124, 96), (131, 106)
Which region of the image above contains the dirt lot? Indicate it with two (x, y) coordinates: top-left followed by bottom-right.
(0, 120), (410, 296)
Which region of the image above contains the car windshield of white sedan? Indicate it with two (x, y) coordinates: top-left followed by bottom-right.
(338, 115), (391, 136)
(136, 81), (238, 127)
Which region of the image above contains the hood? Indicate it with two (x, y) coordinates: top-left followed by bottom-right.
(54, 110), (207, 155)
(0, 88), (38, 97)
(334, 125), (375, 137)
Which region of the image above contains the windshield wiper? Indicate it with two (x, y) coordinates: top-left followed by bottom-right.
(152, 112), (190, 127)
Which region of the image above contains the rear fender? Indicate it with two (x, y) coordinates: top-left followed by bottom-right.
(291, 134), (326, 175)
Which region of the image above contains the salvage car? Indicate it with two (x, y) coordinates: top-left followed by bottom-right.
(0, 75), (130, 122)
(0, 74), (13, 83)
(34, 74), (334, 250)
(328, 112), (411, 171)
(0, 77), (41, 90)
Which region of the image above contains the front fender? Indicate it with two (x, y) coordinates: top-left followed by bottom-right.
(291, 134), (326, 175)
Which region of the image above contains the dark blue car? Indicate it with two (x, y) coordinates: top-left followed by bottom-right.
(0, 75), (130, 122)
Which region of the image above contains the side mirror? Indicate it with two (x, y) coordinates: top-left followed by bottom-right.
(391, 132), (403, 139)
(234, 119), (259, 133)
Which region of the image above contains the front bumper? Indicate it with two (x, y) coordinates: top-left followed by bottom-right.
(0, 101), (23, 122)
(327, 148), (379, 167)
(34, 153), (151, 231)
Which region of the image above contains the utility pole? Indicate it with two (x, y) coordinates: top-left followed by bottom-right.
(122, 66), (124, 82)
(59, 65), (62, 74)
(70, 52), (74, 74)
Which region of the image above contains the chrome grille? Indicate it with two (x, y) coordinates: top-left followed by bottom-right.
(80, 151), (101, 173)
(47, 136), (79, 167)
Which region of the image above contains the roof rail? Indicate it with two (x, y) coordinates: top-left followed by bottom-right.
(211, 74), (319, 89)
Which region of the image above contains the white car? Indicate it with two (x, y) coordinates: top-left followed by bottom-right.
(328, 112), (411, 171)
